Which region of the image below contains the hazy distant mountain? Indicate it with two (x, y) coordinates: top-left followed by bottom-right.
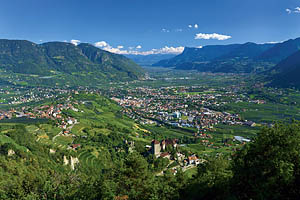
(218, 42), (275, 60)
(0, 39), (144, 85)
(125, 54), (175, 66)
(199, 42), (276, 73)
(152, 38), (300, 73)
(259, 38), (300, 63)
(268, 50), (300, 88)
(154, 42), (277, 73)
(152, 44), (241, 67)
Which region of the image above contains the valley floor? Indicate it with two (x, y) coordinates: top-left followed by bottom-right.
(0, 69), (300, 199)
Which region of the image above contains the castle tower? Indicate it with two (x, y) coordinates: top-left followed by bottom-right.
(151, 140), (161, 155)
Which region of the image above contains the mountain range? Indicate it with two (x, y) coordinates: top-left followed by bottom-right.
(1, 38), (300, 88)
(153, 37), (300, 74)
(0, 39), (144, 86)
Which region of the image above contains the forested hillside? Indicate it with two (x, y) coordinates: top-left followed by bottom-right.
(0, 39), (144, 86)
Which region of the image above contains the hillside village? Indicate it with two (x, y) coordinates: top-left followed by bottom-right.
(0, 96), (79, 124)
(0, 93), (85, 151)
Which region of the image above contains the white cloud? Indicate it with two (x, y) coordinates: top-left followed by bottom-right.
(161, 28), (183, 33)
(265, 41), (280, 44)
(95, 41), (108, 47)
(195, 33), (232, 40)
(188, 24), (198, 29)
(94, 40), (184, 55)
(152, 46), (184, 55)
(94, 41), (126, 54)
(258, 41), (284, 45)
(104, 46), (128, 54)
(126, 46), (183, 55)
(70, 39), (80, 46)
(123, 46), (184, 55)
(295, 7), (300, 13)
(287, 7), (300, 14)
(175, 28), (183, 32)
(105, 48), (126, 54)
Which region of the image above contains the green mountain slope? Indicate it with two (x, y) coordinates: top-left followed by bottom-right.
(78, 43), (144, 79)
(41, 42), (95, 73)
(0, 39), (52, 75)
(0, 39), (144, 86)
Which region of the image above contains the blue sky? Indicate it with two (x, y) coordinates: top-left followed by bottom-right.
(0, 0), (300, 55)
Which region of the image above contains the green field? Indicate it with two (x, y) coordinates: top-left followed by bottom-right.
(227, 102), (300, 123)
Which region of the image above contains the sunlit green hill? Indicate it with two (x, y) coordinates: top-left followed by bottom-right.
(0, 39), (144, 86)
